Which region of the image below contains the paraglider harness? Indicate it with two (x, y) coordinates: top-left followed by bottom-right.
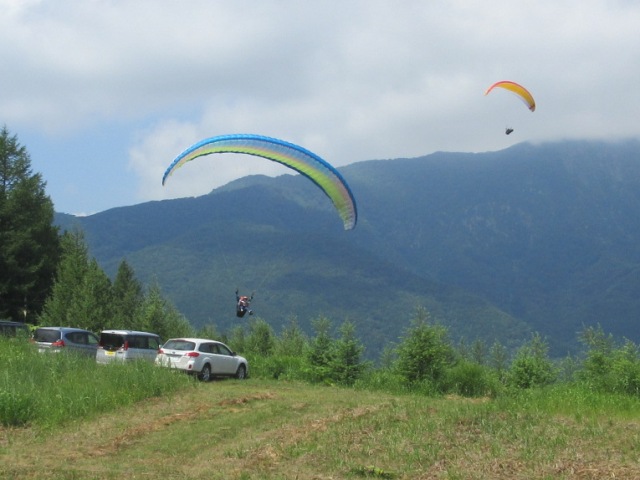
(236, 290), (254, 318)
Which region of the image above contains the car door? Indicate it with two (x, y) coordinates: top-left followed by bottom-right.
(198, 342), (217, 373)
(131, 335), (161, 362)
(67, 331), (99, 357)
(211, 343), (237, 375)
(127, 335), (150, 361)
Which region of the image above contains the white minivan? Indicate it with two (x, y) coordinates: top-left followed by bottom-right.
(96, 330), (162, 364)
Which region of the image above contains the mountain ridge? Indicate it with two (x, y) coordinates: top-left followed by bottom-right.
(56, 139), (640, 357)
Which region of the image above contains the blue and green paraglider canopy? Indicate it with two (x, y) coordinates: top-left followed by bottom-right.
(162, 133), (358, 230)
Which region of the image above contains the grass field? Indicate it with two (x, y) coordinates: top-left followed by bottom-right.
(2, 378), (640, 479)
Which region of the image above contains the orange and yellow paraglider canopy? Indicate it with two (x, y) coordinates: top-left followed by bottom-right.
(484, 80), (536, 112)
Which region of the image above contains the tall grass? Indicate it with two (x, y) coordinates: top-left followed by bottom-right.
(495, 382), (640, 419)
(0, 337), (193, 428)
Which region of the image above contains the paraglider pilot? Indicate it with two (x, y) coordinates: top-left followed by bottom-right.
(236, 289), (254, 318)
(505, 128), (514, 135)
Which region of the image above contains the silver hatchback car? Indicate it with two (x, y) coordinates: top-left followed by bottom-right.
(32, 327), (99, 357)
(96, 330), (162, 364)
(156, 338), (248, 381)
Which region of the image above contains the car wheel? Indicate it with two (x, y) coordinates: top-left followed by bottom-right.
(235, 364), (247, 380)
(198, 364), (212, 382)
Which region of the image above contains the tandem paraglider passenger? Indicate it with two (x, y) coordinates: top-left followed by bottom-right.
(505, 128), (514, 135)
(236, 290), (254, 318)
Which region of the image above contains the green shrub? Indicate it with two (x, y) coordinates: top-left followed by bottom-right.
(506, 333), (557, 389)
(394, 308), (454, 388)
(247, 354), (306, 380)
(443, 360), (503, 398)
(578, 326), (640, 395)
(609, 342), (640, 395)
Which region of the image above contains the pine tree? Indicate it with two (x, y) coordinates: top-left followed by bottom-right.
(38, 229), (113, 331)
(395, 307), (454, 386)
(246, 318), (276, 356)
(277, 316), (307, 357)
(331, 321), (368, 386)
(72, 258), (113, 332)
(489, 340), (509, 381)
(307, 316), (335, 370)
(111, 259), (144, 329)
(305, 316), (336, 383)
(138, 281), (192, 340)
(507, 333), (557, 389)
(0, 126), (60, 322)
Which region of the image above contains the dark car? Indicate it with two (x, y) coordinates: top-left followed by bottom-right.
(0, 320), (29, 338)
(32, 327), (99, 357)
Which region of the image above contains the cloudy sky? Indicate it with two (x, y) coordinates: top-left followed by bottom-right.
(2, 0), (639, 215)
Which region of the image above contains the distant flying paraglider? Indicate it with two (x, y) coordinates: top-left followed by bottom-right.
(484, 80), (536, 112)
(162, 134), (358, 230)
(235, 289), (253, 318)
(485, 80), (535, 135)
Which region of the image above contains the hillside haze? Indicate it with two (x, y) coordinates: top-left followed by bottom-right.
(56, 140), (640, 356)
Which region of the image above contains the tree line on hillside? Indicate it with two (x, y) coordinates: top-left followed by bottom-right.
(225, 308), (640, 399)
(39, 229), (195, 340)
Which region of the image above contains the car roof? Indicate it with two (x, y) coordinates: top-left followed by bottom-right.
(165, 338), (222, 344)
(0, 320), (27, 326)
(100, 330), (160, 336)
(36, 326), (94, 333)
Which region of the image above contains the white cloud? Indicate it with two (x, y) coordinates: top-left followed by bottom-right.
(2, 0), (640, 212)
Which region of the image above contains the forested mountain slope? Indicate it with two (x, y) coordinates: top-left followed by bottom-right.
(56, 139), (640, 356)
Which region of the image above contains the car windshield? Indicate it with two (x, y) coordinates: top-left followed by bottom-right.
(163, 340), (196, 351)
(34, 329), (62, 343)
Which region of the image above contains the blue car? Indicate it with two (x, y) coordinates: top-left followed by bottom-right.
(32, 327), (99, 357)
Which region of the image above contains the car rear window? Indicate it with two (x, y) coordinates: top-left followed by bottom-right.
(100, 333), (125, 350)
(163, 340), (195, 351)
(34, 329), (62, 343)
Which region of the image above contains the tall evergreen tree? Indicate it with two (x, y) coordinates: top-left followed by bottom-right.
(38, 229), (113, 331)
(39, 229), (90, 326)
(277, 316), (307, 357)
(331, 321), (368, 386)
(307, 316), (335, 370)
(246, 318), (276, 356)
(111, 259), (144, 329)
(489, 340), (509, 381)
(0, 126), (60, 322)
(138, 281), (192, 340)
(72, 258), (113, 332)
(395, 307), (454, 386)
(305, 316), (337, 383)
